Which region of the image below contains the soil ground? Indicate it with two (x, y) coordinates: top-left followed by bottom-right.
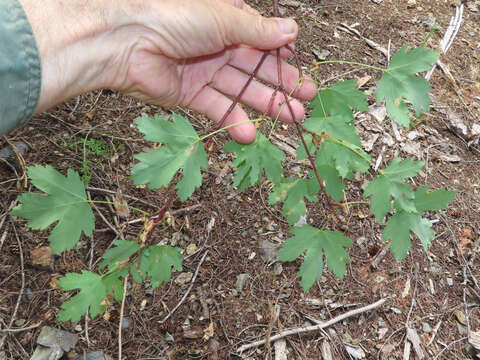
(1, 0), (480, 359)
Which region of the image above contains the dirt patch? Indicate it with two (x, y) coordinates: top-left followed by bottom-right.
(1, 0), (480, 359)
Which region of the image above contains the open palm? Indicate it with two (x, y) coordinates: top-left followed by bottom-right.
(111, 0), (316, 143)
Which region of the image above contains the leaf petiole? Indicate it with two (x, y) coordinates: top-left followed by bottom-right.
(311, 60), (385, 73)
(88, 200), (149, 216)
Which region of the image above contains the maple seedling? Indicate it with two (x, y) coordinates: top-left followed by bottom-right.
(10, 44), (456, 323)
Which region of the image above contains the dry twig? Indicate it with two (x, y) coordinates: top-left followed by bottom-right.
(159, 250), (209, 324)
(0, 223), (25, 349)
(118, 274), (129, 360)
(237, 298), (386, 353)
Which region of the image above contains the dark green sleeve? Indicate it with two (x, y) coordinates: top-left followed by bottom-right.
(0, 0), (41, 135)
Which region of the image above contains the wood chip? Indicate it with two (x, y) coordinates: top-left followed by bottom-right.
(469, 330), (480, 351)
(321, 341), (333, 360)
(30, 246), (52, 267)
(406, 327), (425, 359)
(274, 339), (287, 360)
(401, 277), (411, 298)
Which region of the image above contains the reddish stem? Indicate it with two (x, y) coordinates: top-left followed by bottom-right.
(272, 0), (340, 207)
(204, 51), (269, 147)
(144, 189), (177, 244)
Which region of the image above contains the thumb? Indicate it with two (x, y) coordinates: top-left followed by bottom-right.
(220, 6), (298, 50)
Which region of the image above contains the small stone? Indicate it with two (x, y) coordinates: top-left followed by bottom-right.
(186, 243), (197, 255)
(378, 328), (388, 340)
(171, 232), (182, 246)
(279, 0), (301, 7)
(422, 322), (432, 333)
(273, 263), (283, 275)
(312, 48), (331, 61)
(182, 318), (191, 331)
(175, 272), (193, 285)
(356, 236), (367, 247)
(74, 325), (82, 332)
(446, 277), (454, 286)
(72, 351), (107, 360)
(36, 326), (78, 352)
(259, 239), (281, 263)
(121, 317), (132, 329)
(454, 309), (467, 325)
(407, 0), (416, 8)
(14, 319), (26, 327)
(165, 332), (174, 342)
(390, 307), (402, 315)
(236, 274), (248, 294)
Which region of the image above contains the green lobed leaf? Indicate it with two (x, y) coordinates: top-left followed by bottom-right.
(10, 165), (94, 254)
(139, 245), (183, 288)
(269, 177), (320, 225)
(57, 270), (122, 322)
(225, 133), (285, 190)
(315, 165), (345, 201)
(278, 225), (352, 291)
(382, 212), (435, 260)
(413, 186), (456, 212)
(99, 240), (141, 272)
(316, 140), (371, 179)
(376, 46), (439, 127)
(131, 113), (208, 202)
(310, 80), (369, 118)
(364, 158), (424, 220)
(382, 157), (425, 180)
(304, 113), (361, 146)
(296, 133), (315, 161)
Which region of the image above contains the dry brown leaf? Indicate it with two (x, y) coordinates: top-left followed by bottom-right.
(114, 193), (130, 219)
(203, 322), (215, 341)
(49, 277), (59, 289)
(458, 237), (473, 254)
(30, 246), (52, 267)
(356, 75), (372, 88)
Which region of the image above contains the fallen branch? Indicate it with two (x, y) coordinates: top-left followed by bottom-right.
(0, 323), (41, 333)
(237, 298), (387, 353)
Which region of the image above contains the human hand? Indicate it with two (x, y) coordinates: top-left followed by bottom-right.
(21, 0), (317, 142)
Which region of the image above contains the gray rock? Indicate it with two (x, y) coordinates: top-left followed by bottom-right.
(422, 322), (432, 333)
(72, 351), (107, 360)
(312, 48), (331, 61)
(0, 141), (29, 171)
(259, 239), (281, 263)
(121, 317), (132, 329)
(30, 346), (63, 360)
(36, 326), (78, 352)
(165, 332), (174, 343)
(236, 274), (248, 294)
(273, 263), (283, 276)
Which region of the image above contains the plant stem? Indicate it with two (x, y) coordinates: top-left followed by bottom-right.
(87, 200), (149, 216)
(312, 60), (385, 72)
(204, 51), (269, 147)
(197, 118), (264, 143)
(143, 189), (177, 245)
(341, 200), (369, 206)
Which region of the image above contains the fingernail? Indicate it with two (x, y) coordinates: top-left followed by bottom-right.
(278, 18), (297, 35)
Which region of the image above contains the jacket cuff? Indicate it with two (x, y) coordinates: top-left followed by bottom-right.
(0, 0), (41, 135)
